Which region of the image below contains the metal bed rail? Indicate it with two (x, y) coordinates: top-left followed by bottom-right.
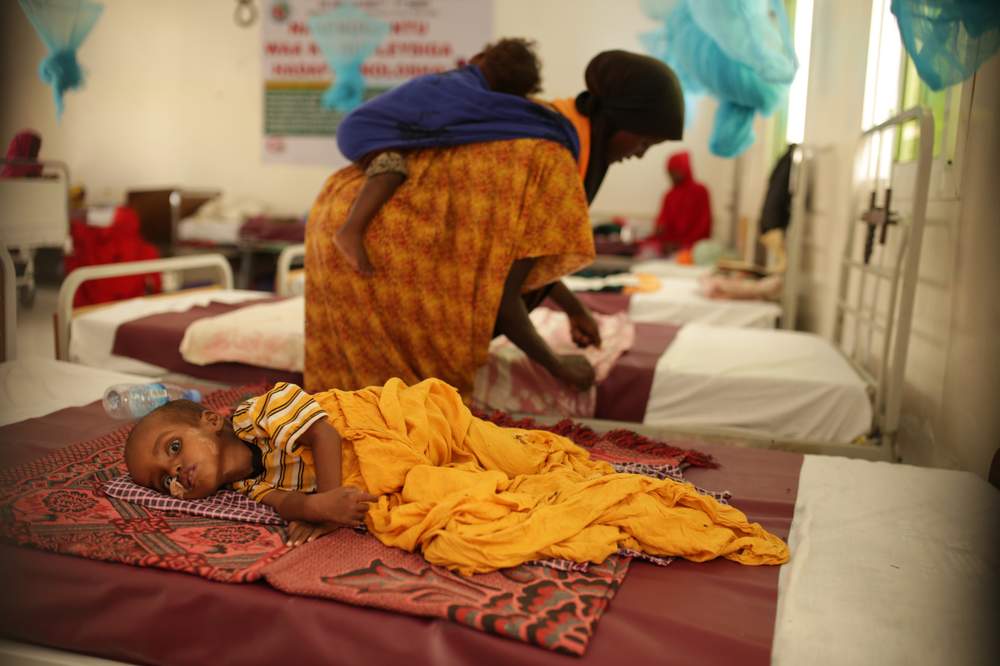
(832, 106), (934, 457)
(55, 254), (234, 362)
(1, 247), (16, 362)
(275, 243), (305, 297)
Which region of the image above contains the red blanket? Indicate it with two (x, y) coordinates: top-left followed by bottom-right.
(0, 385), (718, 655)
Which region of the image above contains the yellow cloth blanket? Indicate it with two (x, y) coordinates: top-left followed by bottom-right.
(316, 378), (789, 575)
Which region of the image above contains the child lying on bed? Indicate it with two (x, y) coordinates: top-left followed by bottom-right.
(125, 379), (789, 575)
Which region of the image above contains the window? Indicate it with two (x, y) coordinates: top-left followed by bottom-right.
(895, 57), (962, 162)
(769, 0), (814, 164)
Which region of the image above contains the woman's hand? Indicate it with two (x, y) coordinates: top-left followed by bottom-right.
(305, 486), (377, 527)
(554, 354), (596, 391)
(285, 520), (338, 548)
(568, 310), (602, 348)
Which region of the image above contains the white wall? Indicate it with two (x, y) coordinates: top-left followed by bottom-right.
(1, 0), (734, 233)
(926, 55), (1000, 478)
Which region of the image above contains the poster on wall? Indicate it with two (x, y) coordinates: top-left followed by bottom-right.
(262, 0), (493, 165)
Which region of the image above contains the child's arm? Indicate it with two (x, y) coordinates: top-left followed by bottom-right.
(294, 419), (343, 491)
(259, 486), (375, 527)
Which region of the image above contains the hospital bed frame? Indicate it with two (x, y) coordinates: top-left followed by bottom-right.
(54, 253), (234, 362)
(650, 108), (934, 460)
(275, 242), (305, 297)
(1, 247), (16, 362)
(832, 106), (934, 460)
(0, 158), (70, 307)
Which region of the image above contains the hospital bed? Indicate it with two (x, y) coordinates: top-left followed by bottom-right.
(53, 109), (932, 459)
(610, 143), (817, 331)
(54, 253), (871, 445)
(0, 360), (996, 666)
(0, 157), (70, 307)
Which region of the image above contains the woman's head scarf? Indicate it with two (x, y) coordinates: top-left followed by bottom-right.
(575, 50), (684, 201)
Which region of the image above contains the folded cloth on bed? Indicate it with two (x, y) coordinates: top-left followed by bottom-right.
(180, 297), (304, 371)
(110, 296), (303, 384)
(473, 308), (634, 418)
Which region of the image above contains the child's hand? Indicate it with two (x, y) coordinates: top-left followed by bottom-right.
(307, 486), (377, 527)
(285, 520), (337, 548)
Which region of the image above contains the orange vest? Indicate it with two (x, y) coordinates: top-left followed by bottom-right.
(548, 98), (590, 181)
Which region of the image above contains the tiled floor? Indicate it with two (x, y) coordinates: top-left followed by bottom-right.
(14, 285), (58, 360)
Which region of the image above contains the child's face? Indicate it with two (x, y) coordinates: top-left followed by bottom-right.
(125, 411), (227, 500)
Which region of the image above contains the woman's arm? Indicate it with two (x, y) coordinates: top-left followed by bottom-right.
(547, 280), (601, 348)
(495, 259), (595, 390)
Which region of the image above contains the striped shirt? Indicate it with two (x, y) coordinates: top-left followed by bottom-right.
(229, 382), (328, 502)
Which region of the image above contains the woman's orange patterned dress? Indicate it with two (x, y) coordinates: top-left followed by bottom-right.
(304, 138), (595, 397)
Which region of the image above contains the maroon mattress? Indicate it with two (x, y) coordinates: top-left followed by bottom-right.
(110, 298), (303, 385)
(109, 298), (676, 423)
(0, 401), (802, 666)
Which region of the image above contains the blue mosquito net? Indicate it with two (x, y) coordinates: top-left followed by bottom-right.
(19, 0), (104, 118)
(892, 0), (1000, 91)
(640, 0), (798, 158)
(308, 4), (390, 113)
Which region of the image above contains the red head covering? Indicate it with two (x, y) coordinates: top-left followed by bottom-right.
(1, 130), (43, 178)
(646, 150), (712, 253)
(666, 151), (692, 183)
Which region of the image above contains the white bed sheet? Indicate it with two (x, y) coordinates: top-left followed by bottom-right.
(629, 258), (714, 279)
(70, 290), (268, 376)
(74, 294), (865, 442)
(0, 358), (150, 427)
(645, 323), (872, 442)
(773, 456), (999, 665)
(628, 276), (780, 328)
(176, 217), (241, 245)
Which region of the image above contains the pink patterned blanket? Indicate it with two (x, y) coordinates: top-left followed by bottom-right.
(473, 308), (635, 418)
(0, 385), (719, 655)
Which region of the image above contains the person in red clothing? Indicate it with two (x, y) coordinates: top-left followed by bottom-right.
(64, 206), (161, 306)
(643, 151), (712, 256)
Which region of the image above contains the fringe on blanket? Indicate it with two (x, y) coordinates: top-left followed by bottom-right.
(473, 408), (718, 469)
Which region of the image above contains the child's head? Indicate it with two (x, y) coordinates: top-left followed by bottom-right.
(666, 151), (692, 186)
(124, 400), (229, 500)
(470, 37), (542, 97)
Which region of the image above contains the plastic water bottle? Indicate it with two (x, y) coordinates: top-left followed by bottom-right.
(102, 383), (203, 420)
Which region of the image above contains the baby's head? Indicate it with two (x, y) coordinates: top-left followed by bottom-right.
(124, 400), (229, 500)
(471, 37), (542, 97)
